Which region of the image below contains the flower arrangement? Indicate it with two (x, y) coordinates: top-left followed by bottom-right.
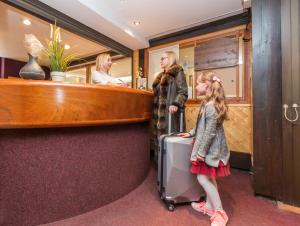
(44, 23), (78, 72)
(24, 34), (44, 59)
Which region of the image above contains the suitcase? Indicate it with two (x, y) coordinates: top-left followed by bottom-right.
(157, 108), (203, 211)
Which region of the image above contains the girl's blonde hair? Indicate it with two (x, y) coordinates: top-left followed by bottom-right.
(198, 70), (228, 123)
(164, 51), (177, 65)
(95, 53), (110, 72)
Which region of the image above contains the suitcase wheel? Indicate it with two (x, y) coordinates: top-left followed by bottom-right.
(167, 203), (175, 211)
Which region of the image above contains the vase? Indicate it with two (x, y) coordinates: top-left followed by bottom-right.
(51, 71), (65, 81)
(19, 53), (46, 80)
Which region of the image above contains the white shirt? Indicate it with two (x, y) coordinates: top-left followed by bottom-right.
(92, 71), (122, 85)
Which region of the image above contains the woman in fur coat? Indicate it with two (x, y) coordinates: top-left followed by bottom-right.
(152, 51), (188, 163)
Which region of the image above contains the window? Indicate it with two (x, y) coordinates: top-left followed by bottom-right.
(91, 57), (132, 86)
(65, 67), (87, 83)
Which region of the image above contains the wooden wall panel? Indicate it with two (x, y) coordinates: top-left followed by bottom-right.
(252, 0), (283, 199)
(224, 105), (252, 154)
(185, 104), (253, 154)
(282, 0), (300, 207)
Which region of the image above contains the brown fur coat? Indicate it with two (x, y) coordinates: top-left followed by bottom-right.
(152, 64), (188, 136)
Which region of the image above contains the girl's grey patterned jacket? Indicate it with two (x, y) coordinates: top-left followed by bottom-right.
(189, 101), (230, 167)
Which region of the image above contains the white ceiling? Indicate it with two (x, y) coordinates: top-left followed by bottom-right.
(39, 0), (245, 50)
(0, 2), (108, 65)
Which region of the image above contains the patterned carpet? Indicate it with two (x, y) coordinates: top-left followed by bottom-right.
(43, 166), (300, 226)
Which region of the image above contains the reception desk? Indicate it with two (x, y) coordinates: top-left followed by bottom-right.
(0, 80), (153, 226)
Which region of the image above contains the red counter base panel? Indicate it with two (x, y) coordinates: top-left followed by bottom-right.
(0, 123), (150, 226)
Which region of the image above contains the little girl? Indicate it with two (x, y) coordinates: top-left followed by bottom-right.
(178, 71), (230, 226)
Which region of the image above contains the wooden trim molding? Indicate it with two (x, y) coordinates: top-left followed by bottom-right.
(2, 0), (132, 56)
(147, 25), (247, 52)
(0, 80), (153, 128)
(149, 11), (250, 47)
(277, 202), (300, 214)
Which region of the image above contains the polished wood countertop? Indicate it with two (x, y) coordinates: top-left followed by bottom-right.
(0, 80), (153, 128)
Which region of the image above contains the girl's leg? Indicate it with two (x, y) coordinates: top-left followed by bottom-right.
(205, 192), (213, 210)
(198, 176), (228, 225)
(197, 174), (223, 210)
(210, 177), (218, 189)
(205, 177), (217, 209)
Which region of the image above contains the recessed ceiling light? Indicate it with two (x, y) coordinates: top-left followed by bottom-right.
(64, 44), (71, 50)
(133, 21), (140, 26)
(23, 19), (31, 26)
(113, 62), (117, 65)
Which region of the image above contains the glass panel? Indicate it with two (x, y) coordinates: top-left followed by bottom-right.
(0, 2), (130, 84)
(65, 67), (86, 83)
(91, 57), (132, 86)
(179, 45), (194, 99)
(110, 57), (132, 86)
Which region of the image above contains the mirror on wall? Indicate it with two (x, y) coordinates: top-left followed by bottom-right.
(179, 45), (194, 99)
(146, 30), (248, 101)
(0, 2), (133, 86)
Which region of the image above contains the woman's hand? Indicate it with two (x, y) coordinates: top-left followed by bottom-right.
(177, 133), (190, 138)
(169, 105), (178, 114)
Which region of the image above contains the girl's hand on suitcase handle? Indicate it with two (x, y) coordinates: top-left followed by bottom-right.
(177, 132), (190, 138)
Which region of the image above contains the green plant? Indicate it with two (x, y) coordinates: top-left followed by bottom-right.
(44, 23), (78, 72)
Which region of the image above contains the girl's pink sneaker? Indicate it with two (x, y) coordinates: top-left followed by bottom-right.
(210, 209), (228, 226)
(191, 201), (214, 217)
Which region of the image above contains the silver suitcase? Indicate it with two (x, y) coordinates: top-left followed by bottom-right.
(157, 109), (203, 211)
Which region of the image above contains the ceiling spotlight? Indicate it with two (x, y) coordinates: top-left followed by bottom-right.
(23, 19), (31, 26)
(64, 44), (71, 50)
(133, 21), (140, 26)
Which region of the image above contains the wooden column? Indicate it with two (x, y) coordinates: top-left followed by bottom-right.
(252, 0), (283, 199)
(133, 49), (139, 89)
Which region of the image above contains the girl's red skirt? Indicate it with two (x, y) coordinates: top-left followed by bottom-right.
(190, 160), (230, 178)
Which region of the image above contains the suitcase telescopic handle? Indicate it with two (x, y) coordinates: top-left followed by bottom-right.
(168, 107), (184, 134)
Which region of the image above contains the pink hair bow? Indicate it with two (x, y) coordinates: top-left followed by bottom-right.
(212, 76), (221, 83)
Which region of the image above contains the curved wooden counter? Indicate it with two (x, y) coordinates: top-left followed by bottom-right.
(0, 80), (153, 128)
(0, 79), (153, 226)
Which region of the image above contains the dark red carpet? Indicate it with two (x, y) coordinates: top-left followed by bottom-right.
(43, 167), (300, 226)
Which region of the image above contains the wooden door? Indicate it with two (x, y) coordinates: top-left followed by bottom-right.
(282, 0), (300, 206)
